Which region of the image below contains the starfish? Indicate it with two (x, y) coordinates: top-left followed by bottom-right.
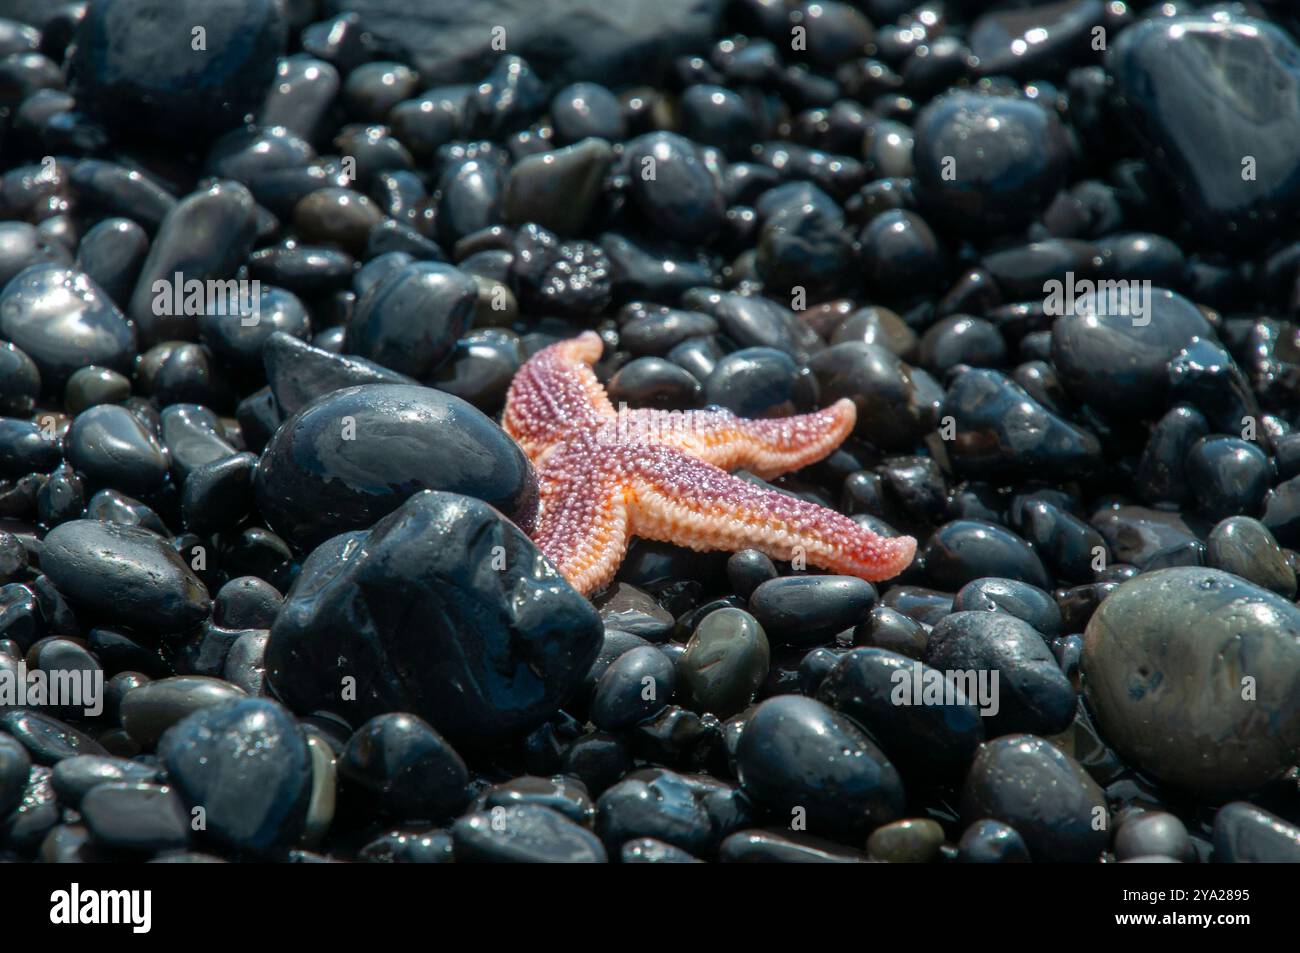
(503, 331), (917, 595)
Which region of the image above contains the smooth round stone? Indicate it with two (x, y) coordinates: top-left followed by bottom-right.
(181, 452), (256, 536)
(0, 709), (108, 764)
(258, 55), (340, 139)
(120, 676), (248, 749)
(1083, 567), (1300, 798)
(707, 292), (819, 362)
(452, 804), (607, 863)
(817, 648), (984, 781)
(703, 348), (808, 418)
(961, 734), (1107, 863)
(213, 576), (281, 630)
(590, 645), (676, 731)
(205, 124), (315, 185)
(859, 209), (946, 303)
(953, 577), (1063, 639)
(625, 132), (725, 243)
(0, 264), (135, 391)
(50, 755), (160, 807)
(759, 192), (857, 300)
(266, 491), (600, 746)
(943, 369), (1101, 483)
(1016, 499), (1110, 585)
(606, 357), (702, 410)
(617, 305), (717, 357)
(679, 84), (757, 158)
(342, 60), (418, 121)
(1212, 802), (1300, 862)
(718, 829), (868, 863)
(917, 315), (1005, 372)
(357, 827), (455, 864)
(340, 713), (469, 821)
(261, 331), (414, 418)
(0, 341), (40, 415)
(292, 187), (384, 255)
(198, 286), (310, 371)
(807, 342), (927, 449)
(677, 608), (769, 719)
(914, 92), (1072, 234)
(926, 610), (1075, 738)
(856, 605), (928, 659)
(126, 181), (259, 346)
(64, 365), (130, 414)
(436, 156), (504, 246)
(0, 764), (59, 851)
(254, 383), (537, 551)
(593, 583), (674, 642)
(0, 221), (70, 290)
(158, 698), (310, 855)
(550, 82), (626, 144)
(594, 768), (751, 856)
(1114, 810), (1195, 863)
(621, 837), (702, 863)
(69, 0), (285, 141)
(1167, 336), (1258, 435)
(344, 263), (477, 380)
(0, 733), (31, 817)
(432, 329), (523, 414)
(1263, 475), (1300, 548)
(462, 54), (546, 137)
(503, 138), (613, 236)
(0, 418), (60, 480)
(1051, 288), (1212, 418)
(924, 520), (1050, 592)
(867, 818), (945, 863)
(74, 217), (148, 309)
(1185, 437), (1272, 522)
(735, 695), (904, 837)
(64, 404), (168, 496)
(81, 782), (191, 852)
(748, 576), (877, 648)
(956, 818), (1031, 863)
(1109, 16), (1300, 247)
(40, 519), (210, 635)
(725, 549), (777, 600)
(473, 775), (595, 828)
(1207, 516), (1296, 598)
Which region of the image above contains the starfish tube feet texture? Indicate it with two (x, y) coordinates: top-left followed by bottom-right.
(503, 331), (917, 595)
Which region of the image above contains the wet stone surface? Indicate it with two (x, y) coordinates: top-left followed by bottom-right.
(0, 0), (1294, 866)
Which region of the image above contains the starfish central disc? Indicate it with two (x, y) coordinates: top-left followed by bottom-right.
(503, 331), (917, 595)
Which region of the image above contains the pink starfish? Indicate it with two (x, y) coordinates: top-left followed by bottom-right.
(503, 331), (917, 595)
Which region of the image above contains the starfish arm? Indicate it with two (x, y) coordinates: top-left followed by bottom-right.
(619, 400), (857, 480)
(627, 444), (916, 582)
(503, 331), (615, 459)
(531, 448), (632, 596)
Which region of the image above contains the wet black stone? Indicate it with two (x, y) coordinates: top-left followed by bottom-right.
(1184, 437), (1271, 522)
(859, 209), (946, 305)
(621, 837), (701, 863)
(677, 608), (769, 719)
(748, 576), (876, 648)
(339, 713), (469, 821)
(961, 734), (1107, 863)
(0, 733), (31, 817)
(914, 92), (1072, 235)
(952, 577), (1063, 639)
(254, 383), (537, 551)
(943, 369), (1101, 484)
(120, 676), (246, 749)
(261, 331), (415, 418)
(248, 244), (354, 297)
(1262, 475), (1300, 548)
(258, 55), (340, 139)
(957, 818), (1031, 863)
(736, 696), (903, 838)
(757, 186), (856, 300)
(924, 520), (1051, 592)
(551, 83), (626, 144)
(1207, 516), (1296, 599)
(508, 224), (611, 318)
(1114, 810), (1194, 863)
(1109, 16), (1300, 248)
(590, 645), (676, 731)
(503, 138), (613, 236)
(453, 804), (607, 863)
(49, 755), (160, 808)
(83, 489), (167, 535)
(595, 767), (752, 856)
(601, 232), (718, 302)
(158, 404), (234, 485)
(931, 604), (1075, 734)
(181, 452), (256, 537)
(0, 418), (59, 480)
(0, 709), (108, 765)
(158, 697), (310, 855)
(81, 782), (191, 853)
(807, 342), (926, 450)
(73, 218), (147, 310)
(917, 315), (1006, 373)
(1083, 568), (1300, 799)
(345, 262), (477, 380)
(725, 549), (777, 600)
(1136, 404), (1210, 506)
(1014, 499), (1109, 585)
(718, 829), (868, 863)
(818, 647), (984, 782)
(40, 519), (210, 635)
(64, 365), (130, 414)
(1212, 802), (1300, 863)
(0, 341), (40, 416)
(606, 357), (702, 410)
(0, 264), (135, 392)
(199, 286), (310, 372)
(266, 491), (600, 746)
(625, 132), (726, 244)
(68, 159), (177, 234)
